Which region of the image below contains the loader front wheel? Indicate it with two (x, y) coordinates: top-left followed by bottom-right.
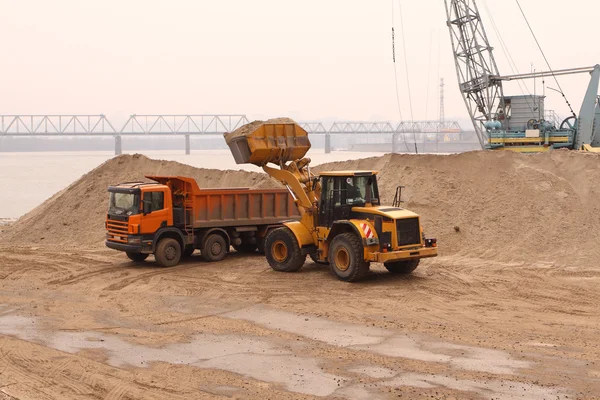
(265, 227), (305, 272)
(126, 252), (149, 262)
(155, 238), (181, 267)
(384, 259), (420, 274)
(328, 233), (370, 282)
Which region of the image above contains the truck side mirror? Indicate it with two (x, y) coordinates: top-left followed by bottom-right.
(143, 200), (151, 215)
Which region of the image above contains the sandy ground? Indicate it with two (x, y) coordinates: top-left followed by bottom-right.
(1, 149), (600, 399)
(0, 246), (598, 399)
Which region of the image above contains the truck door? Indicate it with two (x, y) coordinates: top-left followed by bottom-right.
(140, 189), (169, 234)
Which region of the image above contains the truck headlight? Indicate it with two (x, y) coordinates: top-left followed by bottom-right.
(128, 237), (142, 244)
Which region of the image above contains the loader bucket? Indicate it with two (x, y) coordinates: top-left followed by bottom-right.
(224, 119), (311, 166)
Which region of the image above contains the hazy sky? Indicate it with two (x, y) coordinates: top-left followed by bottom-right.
(1, 0), (598, 127)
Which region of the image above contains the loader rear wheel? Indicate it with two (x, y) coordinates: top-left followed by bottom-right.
(328, 233), (370, 282)
(265, 227), (305, 272)
(384, 259), (420, 274)
(233, 242), (258, 253)
(155, 238), (181, 267)
(201, 234), (227, 262)
(126, 252), (148, 262)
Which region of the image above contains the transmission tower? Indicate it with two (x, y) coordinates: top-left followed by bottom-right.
(444, 0), (505, 148)
(439, 78), (445, 124)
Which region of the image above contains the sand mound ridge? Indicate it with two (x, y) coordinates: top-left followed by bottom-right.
(0, 154), (279, 247)
(3, 150), (600, 267)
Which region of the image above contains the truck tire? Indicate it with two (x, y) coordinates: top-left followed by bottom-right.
(126, 252), (148, 262)
(328, 232), (370, 282)
(201, 233), (227, 262)
(233, 243), (258, 253)
(384, 259), (420, 274)
(182, 246), (196, 258)
(155, 238), (181, 267)
(265, 227), (305, 272)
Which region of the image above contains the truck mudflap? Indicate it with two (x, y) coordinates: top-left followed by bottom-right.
(367, 246), (438, 263)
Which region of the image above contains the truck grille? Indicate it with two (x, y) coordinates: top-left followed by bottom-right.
(396, 218), (420, 247)
(106, 219), (129, 243)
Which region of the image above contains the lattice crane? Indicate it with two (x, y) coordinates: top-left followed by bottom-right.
(444, 0), (600, 152)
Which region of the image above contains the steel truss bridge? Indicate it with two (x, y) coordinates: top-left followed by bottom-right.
(0, 114), (462, 154)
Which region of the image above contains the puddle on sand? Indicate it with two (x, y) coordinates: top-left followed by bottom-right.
(348, 366), (397, 379)
(224, 305), (530, 375)
(0, 315), (343, 397)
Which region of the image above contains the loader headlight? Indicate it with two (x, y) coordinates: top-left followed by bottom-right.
(425, 238), (437, 248)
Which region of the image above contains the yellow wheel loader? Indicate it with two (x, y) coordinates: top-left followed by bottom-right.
(225, 120), (437, 282)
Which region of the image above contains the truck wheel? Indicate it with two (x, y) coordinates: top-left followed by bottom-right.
(182, 246), (196, 258)
(201, 234), (227, 262)
(126, 252), (148, 262)
(265, 227), (305, 272)
(384, 259), (420, 274)
(233, 243), (258, 253)
(328, 232), (370, 282)
(155, 238), (181, 267)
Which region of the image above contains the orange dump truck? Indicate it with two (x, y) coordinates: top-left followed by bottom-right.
(105, 176), (299, 266)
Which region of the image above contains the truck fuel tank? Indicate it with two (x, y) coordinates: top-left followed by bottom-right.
(224, 118), (311, 166)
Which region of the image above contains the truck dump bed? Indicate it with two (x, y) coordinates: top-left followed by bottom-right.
(147, 176), (300, 228)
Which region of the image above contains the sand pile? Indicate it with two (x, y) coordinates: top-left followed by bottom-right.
(0, 154), (279, 247)
(316, 150), (600, 266)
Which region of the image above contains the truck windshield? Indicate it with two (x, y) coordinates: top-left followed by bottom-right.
(108, 192), (140, 216)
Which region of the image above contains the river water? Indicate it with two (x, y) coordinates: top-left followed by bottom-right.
(0, 150), (386, 219)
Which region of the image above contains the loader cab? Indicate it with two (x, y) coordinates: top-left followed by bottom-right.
(317, 171), (380, 227)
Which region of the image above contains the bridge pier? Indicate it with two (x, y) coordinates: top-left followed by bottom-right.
(114, 136), (122, 155)
(392, 133), (399, 154)
(185, 134), (190, 155)
(325, 133), (331, 154)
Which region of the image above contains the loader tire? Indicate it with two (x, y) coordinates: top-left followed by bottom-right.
(182, 246), (196, 258)
(201, 234), (227, 262)
(155, 238), (181, 267)
(384, 259), (420, 274)
(265, 227), (305, 272)
(126, 252), (148, 262)
(328, 232), (370, 282)
(233, 243), (258, 253)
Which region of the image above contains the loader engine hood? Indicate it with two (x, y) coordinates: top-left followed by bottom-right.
(350, 206), (419, 220)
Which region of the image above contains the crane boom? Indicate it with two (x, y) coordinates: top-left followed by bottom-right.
(444, 0), (505, 148)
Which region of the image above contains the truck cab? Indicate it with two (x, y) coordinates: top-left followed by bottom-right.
(106, 182), (172, 255)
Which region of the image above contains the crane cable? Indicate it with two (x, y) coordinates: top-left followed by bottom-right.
(391, 0), (410, 152)
(397, 0), (418, 154)
(515, 0), (576, 118)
